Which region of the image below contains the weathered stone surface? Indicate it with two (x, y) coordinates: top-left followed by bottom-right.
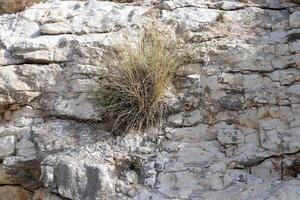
(0, 0), (299, 199)
(0, 164), (17, 185)
(3, 156), (42, 190)
(167, 109), (204, 126)
(217, 129), (244, 145)
(0, 64), (61, 106)
(197, 178), (300, 200)
(31, 120), (109, 156)
(251, 159), (282, 182)
(218, 95), (243, 111)
(0, 186), (32, 200)
(32, 188), (62, 200)
(0, 135), (16, 160)
(41, 152), (117, 200)
(2, 129), (40, 190)
(38, 1), (148, 35)
(290, 11), (300, 29)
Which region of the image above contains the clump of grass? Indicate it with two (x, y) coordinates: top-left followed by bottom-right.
(0, 0), (43, 15)
(95, 26), (188, 133)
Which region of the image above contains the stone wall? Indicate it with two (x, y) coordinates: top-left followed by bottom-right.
(0, 0), (300, 199)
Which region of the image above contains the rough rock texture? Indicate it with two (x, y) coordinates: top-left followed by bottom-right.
(0, 135), (16, 160)
(0, 186), (32, 200)
(0, 0), (300, 199)
(0, 164), (17, 185)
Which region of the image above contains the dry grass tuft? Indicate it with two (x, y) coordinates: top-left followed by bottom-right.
(0, 0), (43, 15)
(95, 26), (189, 133)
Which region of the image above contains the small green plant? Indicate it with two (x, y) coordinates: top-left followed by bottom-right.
(95, 25), (188, 133)
(0, 0), (43, 15)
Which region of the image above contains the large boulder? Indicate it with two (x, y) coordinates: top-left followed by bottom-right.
(41, 150), (117, 200)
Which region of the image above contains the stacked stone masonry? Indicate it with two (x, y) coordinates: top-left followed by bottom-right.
(0, 0), (300, 199)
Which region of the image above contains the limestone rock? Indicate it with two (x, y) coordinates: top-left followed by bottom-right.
(0, 64), (61, 106)
(213, 1), (245, 11)
(3, 156), (42, 190)
(290, 11), (300, 29)
(33, 188), (62, 200)
(251, 159), (282, 182)
(0, 186), (32, 200)
(41, 149), (117, 200)
(2, 130), (40, 190)
(0, 164), (17, 185)
(0, 0), (299, 199)
(217, 129), (244, 145)
(198, 178), (300, 200)
(0, 135), (16, 160)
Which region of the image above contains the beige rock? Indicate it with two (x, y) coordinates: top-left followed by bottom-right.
(0, 95), (15, 107)
(9, 104), (21, 111)
(0, 164), (17, 185)
(33, 188), (61, 200)
(3, 111), (11, 121)
(0, 107), (5, 114)
(41, 22), (72, 35)
(0, 186), (32, 200)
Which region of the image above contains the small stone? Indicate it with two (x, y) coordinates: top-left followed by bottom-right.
(217, 129), (244, 144)
(165, 133), (173, 140)
(0, 135), (16, 160)
(9, 104), (21, 111)
(175, 74), (201, 90)
(3, 110), (11, 121)
(251, 159), (282, 182)
(41, 152), (115, 200)
(33, 188), (62, 200)
(218, 96), (243, 110)
(167, 109), (203, 126)
(41, 22), (71, 35)
(204, 171), (225, 190)
(154, 161), (164, 172)
(0, 107), (5, 113)
(143, 177), (156, 188)
(127, 189), (137, 197)
(0, 186), (32, 200)
(214, 1), (245, 11)
(158, 1), (176, 10)
(138, 146), (153, 154)
(154, 181), (161, 189)
(124, 170), (138, 184)
(0, 164), (17, 185)
(162, 141), (179, 153)
(290, 11), (300, 28)
(227, 161), (237, 169)
(225, 145), (236, 157)
(226, 170), (263, 184)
